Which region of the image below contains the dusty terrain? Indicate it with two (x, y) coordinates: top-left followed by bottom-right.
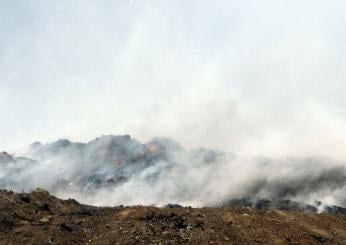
(0, 189), (345, 244)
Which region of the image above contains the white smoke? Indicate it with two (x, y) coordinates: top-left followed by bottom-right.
(0, 1), (346, 210)
(1, 1), (346, 159)
(1, 136), (345, 209)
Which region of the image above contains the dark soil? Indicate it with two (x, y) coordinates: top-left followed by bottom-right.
(0, 189), (345, 244)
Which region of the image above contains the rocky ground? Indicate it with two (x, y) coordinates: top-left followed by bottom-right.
(0, 189), (346, 245)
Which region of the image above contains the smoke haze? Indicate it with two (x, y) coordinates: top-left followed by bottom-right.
(1, 1), (346, 209)
(1, 1), (346, 158)
(0, 135), (346, 210)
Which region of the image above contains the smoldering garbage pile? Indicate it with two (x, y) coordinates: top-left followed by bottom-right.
(1, 135), (346, 214)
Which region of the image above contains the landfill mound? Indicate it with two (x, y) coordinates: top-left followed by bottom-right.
(0, 189), (346, 244)
(1, 135), (346, 210)
(223, 198), (346, 214)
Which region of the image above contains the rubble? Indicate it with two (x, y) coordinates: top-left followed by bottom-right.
(0, 190), (346, 244)
(1, 135), (346, 213)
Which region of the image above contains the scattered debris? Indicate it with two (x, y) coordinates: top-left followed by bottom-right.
(0, 190), (345, 244)
(165, 204), (183, 208)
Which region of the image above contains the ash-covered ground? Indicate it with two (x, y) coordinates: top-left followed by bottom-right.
(1, 135), (346, 213)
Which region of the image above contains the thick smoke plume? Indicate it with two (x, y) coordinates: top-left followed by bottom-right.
(1, 135), (345, 211)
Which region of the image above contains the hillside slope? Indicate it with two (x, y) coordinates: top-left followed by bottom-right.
(0, 190), (345, 244)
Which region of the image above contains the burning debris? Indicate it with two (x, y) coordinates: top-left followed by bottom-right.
(0, 135), (346, 213)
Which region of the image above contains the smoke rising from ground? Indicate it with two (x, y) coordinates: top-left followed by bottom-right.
(1, 1), (346, 159)
(1, 135), (345, 210)
(0, 2), (346, 211)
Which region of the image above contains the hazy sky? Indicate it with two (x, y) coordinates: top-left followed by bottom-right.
(1, 1), (346, 158)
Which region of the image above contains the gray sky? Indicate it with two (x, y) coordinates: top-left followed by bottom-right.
(1, 0), (346, 158)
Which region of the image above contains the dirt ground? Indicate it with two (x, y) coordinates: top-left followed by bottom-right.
(0, 189), (345, 244)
